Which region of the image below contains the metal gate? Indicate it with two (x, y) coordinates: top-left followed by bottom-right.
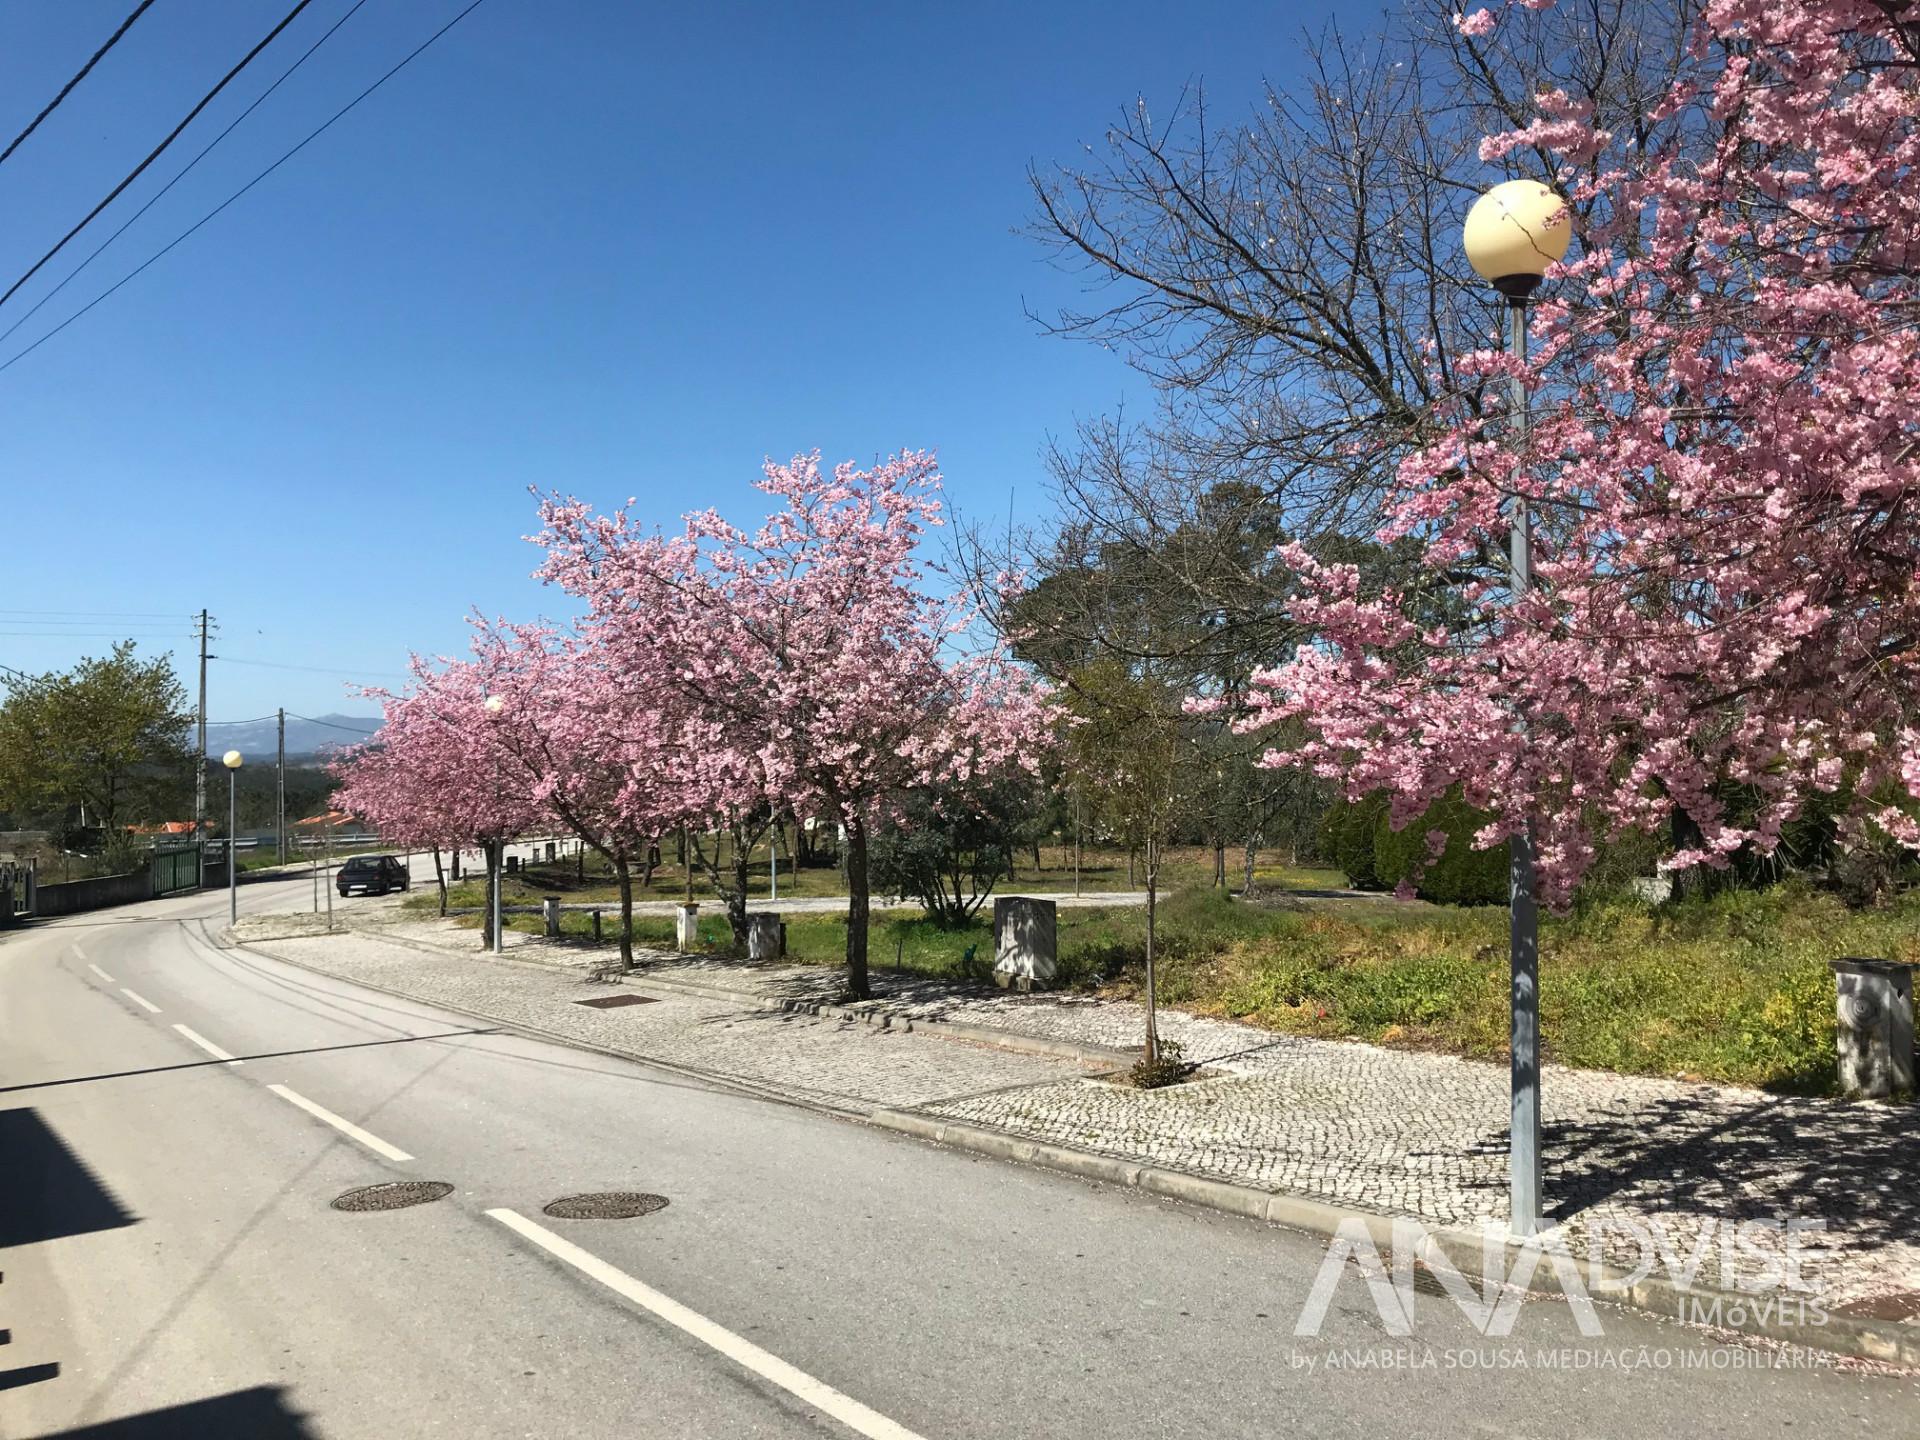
(150, 845), (201, 896)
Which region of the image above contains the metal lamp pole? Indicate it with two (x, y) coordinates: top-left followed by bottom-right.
(222, 749), (244, 924)
(484, 694), (505, 955)
(1463, 180), (1571, 1238)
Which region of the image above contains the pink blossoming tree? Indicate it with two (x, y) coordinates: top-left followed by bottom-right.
(536, 450), (1053, 998)
(1230, 0), (1920, 908)
(334, 653), (541, 948)
(467, 620), (698, 967)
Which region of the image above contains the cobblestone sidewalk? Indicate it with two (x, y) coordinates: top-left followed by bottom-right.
(602, 952), (1920, 1315)
(235, 913), (1920, 1316)
(233, 921), (1092, 1115)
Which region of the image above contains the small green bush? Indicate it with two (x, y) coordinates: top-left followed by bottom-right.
(1320, 793), (1390, 889)
(1130, 1037), (1189, 1089)
(1322, 789), (1506, 904)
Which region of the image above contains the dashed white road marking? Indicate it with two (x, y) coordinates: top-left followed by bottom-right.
(487, 1208), (929, 1440)
(267, 1084), (412, 1162)
(173, 1023), (241, 1065)
(87, 963), (116, 984)
(121, 988), (161, 1013)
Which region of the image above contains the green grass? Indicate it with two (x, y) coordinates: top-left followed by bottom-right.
(431, 858), (1900, 1094)
(402, 844), (1346, 914)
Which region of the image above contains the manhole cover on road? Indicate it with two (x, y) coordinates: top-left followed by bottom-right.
(331, 1181), (455, 1212)
(574, 994), (661, 1009)
(543, 1192), (670, 1220)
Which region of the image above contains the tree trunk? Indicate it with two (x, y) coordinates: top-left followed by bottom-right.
(1213, 838), (1226, 888)
(1243, 836), (1258, 897)
(1670, 809), (1708, 900)
(728, 825), (752, 953)
(433, 846), (448, 917)
(1127, 847), (1137, 887)
(640, 845), (656, 889)
(1143, 835), (1160, 1063)
(845, 811), (871, 999)
(615, 855), (635, 969)
(482, 842), (500, 950)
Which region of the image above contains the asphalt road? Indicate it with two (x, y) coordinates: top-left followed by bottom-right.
(3, 876), (1915, 1438)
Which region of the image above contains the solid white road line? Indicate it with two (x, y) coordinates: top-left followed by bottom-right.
(266, 1084), (413, 1163)
(486, 1208), (929, 1440)
(173, 1023), (241, 1065)
(121, 988), (161, 1013)
(87, 963), (116, 984)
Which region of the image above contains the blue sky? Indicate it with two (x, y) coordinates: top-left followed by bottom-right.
(0, 0), (1344, 722)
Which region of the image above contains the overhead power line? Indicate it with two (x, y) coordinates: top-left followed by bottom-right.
(0, 1), (157, 170)
(0, 0), (317, 316)
(0, 0), (491, 375)
(0, 0), (373, 352)
(219, 656), (411, 680)
(0, 607), (185, 618)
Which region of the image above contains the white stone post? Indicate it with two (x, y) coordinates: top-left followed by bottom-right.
(1831, 957), (1916, 1099)
(747, 913), (783, 961)
(993, 897), (1058, 992)
(543, 896), (562, 939)
(675, 903), (700, 952)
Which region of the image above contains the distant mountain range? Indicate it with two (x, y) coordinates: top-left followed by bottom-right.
(202, 712), (382, 761)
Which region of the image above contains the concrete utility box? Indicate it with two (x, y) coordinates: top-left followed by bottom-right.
(543, 896), (562, 938)
(747, 913), (783, 961)
(993, 897), (1058, 991)
(675, 903), (700, 952)
(1831, 957), (1916, 1100)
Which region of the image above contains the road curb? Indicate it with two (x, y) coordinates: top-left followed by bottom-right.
(867, 1110), (1920, 1368)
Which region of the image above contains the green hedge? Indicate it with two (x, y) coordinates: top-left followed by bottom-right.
(1320, 789), (1508, 905)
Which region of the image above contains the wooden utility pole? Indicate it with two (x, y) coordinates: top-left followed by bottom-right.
(276, 708), (286, 864)
(193, 610), (211, 845)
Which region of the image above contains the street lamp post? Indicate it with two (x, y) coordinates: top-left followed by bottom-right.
(1462, 178), (1571, 1239)
(222, 749), (244, 925)
(484, 694), (505, 955)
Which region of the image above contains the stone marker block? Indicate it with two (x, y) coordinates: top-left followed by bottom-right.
(675, 902), (700, 952)
(747, 912), (783, 961)
(543, 896), (562, 938)
(1831, 957), (1916, 1100)
(993, 896), (1058, 992)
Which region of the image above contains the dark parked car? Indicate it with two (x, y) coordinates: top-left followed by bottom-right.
(337, 854), (410, 897)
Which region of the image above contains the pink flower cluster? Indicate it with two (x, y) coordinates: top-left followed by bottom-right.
(1238, 0), (1920, 908)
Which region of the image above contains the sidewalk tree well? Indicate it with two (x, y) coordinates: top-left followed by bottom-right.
(1219, 1), (1920, 908)
(332, 654), (541, 946)
(534, 450), (1053, 998)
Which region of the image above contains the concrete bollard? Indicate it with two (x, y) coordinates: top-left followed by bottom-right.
(675, 903), (700, 952)
(993, 896), (1058, 992)
(543, 896), (561, 939)
(591, 909), (602, 944)
(747, 913), (783, 961)
(1831, 958), (1916, 1099)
